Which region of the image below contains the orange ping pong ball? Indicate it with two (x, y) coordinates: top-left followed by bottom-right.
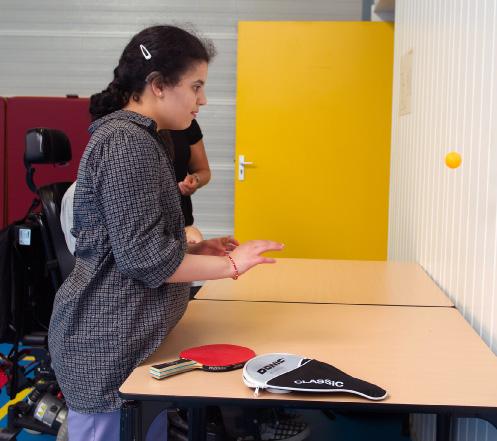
(445, 151), (462, 169)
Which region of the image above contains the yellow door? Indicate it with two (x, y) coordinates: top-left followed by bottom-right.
(235, 22), (393, 259)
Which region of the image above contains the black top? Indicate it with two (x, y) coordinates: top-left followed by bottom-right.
(170, 119), (203, 226)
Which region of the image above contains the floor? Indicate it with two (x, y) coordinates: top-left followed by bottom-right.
(300, 409), (411, 441)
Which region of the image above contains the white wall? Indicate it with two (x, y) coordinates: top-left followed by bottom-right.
(389, 1), (497, 440)
(0, 0), (362, 238)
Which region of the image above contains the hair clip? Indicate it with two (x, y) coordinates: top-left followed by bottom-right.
(140, 44), (152, 60)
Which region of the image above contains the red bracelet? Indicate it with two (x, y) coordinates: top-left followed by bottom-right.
(226, 254), (239, 280)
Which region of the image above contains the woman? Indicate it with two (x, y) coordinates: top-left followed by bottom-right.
(48, 25), (283, 441)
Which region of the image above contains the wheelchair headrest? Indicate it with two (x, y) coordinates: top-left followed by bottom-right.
(25, 128), (72, 166)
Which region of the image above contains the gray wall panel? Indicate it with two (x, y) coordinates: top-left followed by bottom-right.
(0, 0), (361, 237)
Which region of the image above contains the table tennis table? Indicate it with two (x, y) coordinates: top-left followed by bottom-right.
(120, 299), (497, 441)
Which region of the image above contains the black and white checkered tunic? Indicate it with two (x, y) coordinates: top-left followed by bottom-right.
(48, 110), (190, 413)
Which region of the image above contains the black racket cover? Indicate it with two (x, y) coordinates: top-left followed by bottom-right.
(267, 359), (387, 400)
(243, 353), (387, 400)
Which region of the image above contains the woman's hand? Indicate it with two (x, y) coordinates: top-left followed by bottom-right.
(228, 240), (284, 276)
(188, 236), (239, 256)
(185, 226), (204, 244)
(178, 174), (199, 196)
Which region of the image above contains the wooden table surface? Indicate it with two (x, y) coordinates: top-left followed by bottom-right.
(196, 259), (453, 307)
(120, 300), (497, 410)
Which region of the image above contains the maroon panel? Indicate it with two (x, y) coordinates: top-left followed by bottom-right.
(0, 98), (6, 228)
(6, 97), (91, 224)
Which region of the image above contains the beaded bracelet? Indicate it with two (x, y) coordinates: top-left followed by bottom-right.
(226, 254), (239, 280)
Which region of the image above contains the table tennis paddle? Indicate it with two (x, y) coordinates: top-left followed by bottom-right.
(149, 344), (256, 380)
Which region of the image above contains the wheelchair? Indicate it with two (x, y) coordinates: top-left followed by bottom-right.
(0, 128), (75, 441)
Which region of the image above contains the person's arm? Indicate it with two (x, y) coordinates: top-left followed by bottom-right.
(188, 138), (211, 188)
(167, 239), (284, 283)
(178, 139), (211, 196)
(94, 129), (185, 288)
(95, 128), (284, 287)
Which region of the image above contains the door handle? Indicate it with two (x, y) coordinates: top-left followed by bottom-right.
(238, 155), (254, 181)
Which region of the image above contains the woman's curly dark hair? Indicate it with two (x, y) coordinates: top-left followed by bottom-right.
(89, 25), (216, 121)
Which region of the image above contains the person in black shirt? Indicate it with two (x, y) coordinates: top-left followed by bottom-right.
(170, 119), (210, 242)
